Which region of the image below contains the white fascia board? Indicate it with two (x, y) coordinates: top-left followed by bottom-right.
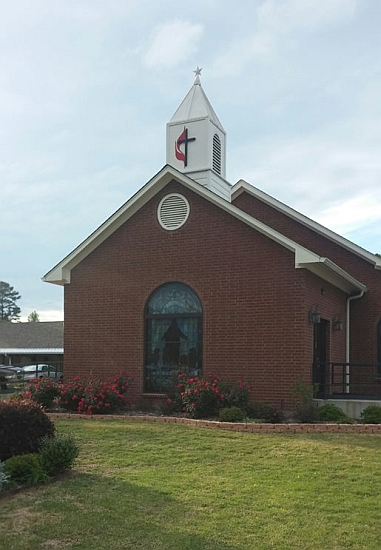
(0, 348), (64, 354)
(232, 179), (381, 270)
(296, 255), (367, 294)
(43, 164), (366, 294)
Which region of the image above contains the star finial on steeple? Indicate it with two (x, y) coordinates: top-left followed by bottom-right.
(193, 66), (202, 85)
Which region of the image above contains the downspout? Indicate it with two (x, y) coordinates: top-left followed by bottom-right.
(345, 291), (365, 392)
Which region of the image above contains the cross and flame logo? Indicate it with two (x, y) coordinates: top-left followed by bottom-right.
(175, 127), (195, 167)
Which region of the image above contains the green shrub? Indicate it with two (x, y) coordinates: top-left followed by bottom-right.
(39, 434), (79, 476)
(0, 400), (55, 461)
(318, 403), (351, 423)
(220, 380), (251, 412)
(4, 453), (49, 485)
(293, 380), (319, 423)
(360, 405), (381, 424)
(219, 406), (245, 423)
(247, 402), (285, 423)
(22, 377), (61, 409)
(0, 460), (10, 492)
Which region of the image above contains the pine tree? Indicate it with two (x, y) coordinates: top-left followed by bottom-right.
(27, 310), (40, 322)
(0, 281), (21, 321)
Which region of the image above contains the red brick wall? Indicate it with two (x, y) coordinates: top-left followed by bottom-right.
(64, 180), (347, 407)
(232, 191), (381, 363)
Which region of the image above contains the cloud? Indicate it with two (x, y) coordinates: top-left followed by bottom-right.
(230, 112), (381, 245)
(316, 194), (381, 236)
(212, 0), (357, 77)
(142, 20), (204, 69)
(258, 0), (356, 32)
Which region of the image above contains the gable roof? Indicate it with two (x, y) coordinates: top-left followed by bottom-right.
(43, 165), (366, 295)
(0, 321), (64, 354)
(231, 179), (381, 270)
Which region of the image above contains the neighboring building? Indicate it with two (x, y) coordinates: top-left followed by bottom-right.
(0, 321), (63, 369)
(43, 71), (381, 415)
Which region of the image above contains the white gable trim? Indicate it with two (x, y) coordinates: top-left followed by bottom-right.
(0, 348), (64, 354)
(43, 165), (366, 294)
(231, 179), (381, 270)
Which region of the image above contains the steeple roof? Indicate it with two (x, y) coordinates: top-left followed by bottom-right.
(170, 74), (225, 130)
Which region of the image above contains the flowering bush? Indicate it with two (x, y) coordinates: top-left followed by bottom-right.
(58, 377), (86, 412)
(165, 373), (251, 419)
(22, 377), (61, 409)
(219, 379), (251, 412)
(58, 373), (130, 415)
(21, 372), (131, 415)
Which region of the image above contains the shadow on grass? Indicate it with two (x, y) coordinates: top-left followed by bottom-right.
(1, 471), (243, 550)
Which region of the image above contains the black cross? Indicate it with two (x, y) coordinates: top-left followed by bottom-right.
(178, 128), (195, 167)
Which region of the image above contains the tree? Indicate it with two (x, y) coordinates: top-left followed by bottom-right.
(27, 310), (40, 322)
(0, 281), (21, 321)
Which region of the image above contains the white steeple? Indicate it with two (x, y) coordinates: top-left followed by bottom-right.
(166, 68), (230, 200)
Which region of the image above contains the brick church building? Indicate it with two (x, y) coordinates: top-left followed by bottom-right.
(44, 71), (381, 414)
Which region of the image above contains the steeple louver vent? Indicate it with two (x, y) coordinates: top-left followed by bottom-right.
(157, 193), (190, 231)
(212, 134), (222, 175)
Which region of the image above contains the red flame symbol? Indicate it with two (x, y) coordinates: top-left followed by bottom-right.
(175, 127), (186, 164)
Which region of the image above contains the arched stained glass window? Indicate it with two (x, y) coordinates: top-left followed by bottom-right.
(145, 283), (202, 393)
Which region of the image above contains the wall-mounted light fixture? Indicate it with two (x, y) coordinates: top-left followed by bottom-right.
(332, 316), (343, 331)
(308, 305), (321, 324)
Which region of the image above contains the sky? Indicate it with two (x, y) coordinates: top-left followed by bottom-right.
(1, 0), (381, 322)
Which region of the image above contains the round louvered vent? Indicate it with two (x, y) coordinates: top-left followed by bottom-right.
(157, 193), (190, 230)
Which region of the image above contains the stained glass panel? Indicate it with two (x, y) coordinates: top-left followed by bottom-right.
(145, 283), (202, 393)
(146, 282), (202, 315)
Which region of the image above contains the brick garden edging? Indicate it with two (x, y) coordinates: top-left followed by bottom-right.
(48, 413), (381, 434)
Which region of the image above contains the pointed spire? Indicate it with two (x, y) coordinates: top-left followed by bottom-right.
(169, 68), (224, 130)
(166, 67), (229, 199)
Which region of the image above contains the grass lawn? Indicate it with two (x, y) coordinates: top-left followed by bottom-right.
(1, 419), (381, 550)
